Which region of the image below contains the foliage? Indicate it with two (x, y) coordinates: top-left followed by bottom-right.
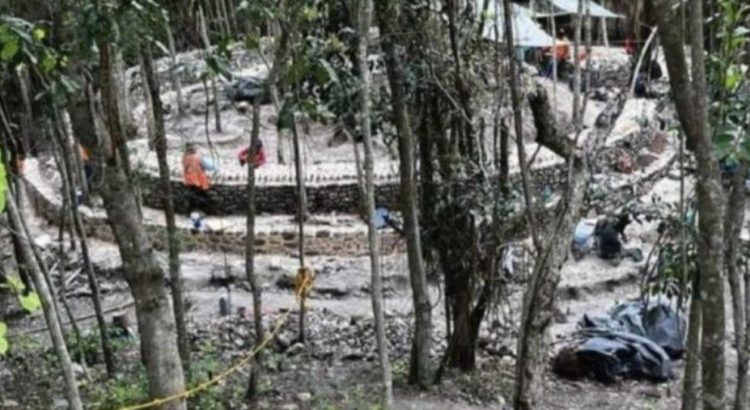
(0, 275), (42, 356)
(87, 366), (150, 409)
(0, 148), (6, 214)
(707, 0), (750, 160)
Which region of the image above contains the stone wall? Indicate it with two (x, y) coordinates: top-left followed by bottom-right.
(24, 164), (403, 257)
(136, 162), (569, 216)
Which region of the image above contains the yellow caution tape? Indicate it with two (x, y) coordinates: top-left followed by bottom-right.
(117, 273), (313, 410)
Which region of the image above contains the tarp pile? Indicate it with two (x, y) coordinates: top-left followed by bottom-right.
(553, 299), (685, 383)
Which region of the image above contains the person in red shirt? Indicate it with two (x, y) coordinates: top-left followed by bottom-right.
(238, 139), (266, 169)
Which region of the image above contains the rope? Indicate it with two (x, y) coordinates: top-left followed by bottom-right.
(118, 273), (314, 410)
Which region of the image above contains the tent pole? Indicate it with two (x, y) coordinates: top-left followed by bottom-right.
(601, 17), (609, 47)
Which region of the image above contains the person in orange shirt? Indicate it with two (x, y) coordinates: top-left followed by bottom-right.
(182, 144), (213, 213)
(79, 144), (94, 190)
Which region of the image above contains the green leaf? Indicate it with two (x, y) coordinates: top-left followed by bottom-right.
(0, 336), (7, 355)
(0, 322), (6, 337)
(32, 27), (45, 41)
(317, 59), (339, 86)
(41, 53), (57, 74)
(19, 292), (41, 312)
(1, 39), (20, 61)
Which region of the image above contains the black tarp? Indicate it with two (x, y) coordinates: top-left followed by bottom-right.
(554, 299), (684, 383)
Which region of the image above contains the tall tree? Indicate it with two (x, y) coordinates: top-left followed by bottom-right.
(245, 100), (264, 398)
(141, 43), (190, 369)
(375, 0), (433, 387)
(5, 194), (84, 410)
(51, 109), (116, 377)
(651, 1), (727, 409)
(356, 0), (393, 405)
(87, 3), (187, 407)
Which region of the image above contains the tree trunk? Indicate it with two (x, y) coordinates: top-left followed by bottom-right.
(375, 0), (433, 387)
(724, 161), (748, 410)
(52, 111), (116, 377)
(165, 21), (186, 117)
(513, 87), (624, 410)
(682, 289), (703, 410)
(95, 22), (187, 408)
(503, 0), (540, 249)
(245, 100), (264, 398)
(291, 121), (308, 342)
(142, 45), (190, 369)
(198, 5), (222, 133)
(139, 53), (156, 146)
(651, 1), (726, 408)
(356, 0), (393, 406)
(5, 195), (84, 410)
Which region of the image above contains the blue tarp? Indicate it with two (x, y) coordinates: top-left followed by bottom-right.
(481, 2), (555, 47)
(535, 0), (621, 19)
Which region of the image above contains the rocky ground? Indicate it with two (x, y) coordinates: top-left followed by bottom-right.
(1, 163), (722, 410)
(0, 46), (728, 410)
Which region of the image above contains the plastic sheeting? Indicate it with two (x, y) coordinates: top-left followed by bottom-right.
(581, 300), (686, 359)
(555, 299), (684, 383)
(481, 1), (555, 47)
(575, 329), (673, 383)
(536, 0), (621, 19)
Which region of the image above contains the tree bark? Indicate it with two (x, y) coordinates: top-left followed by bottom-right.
(5, 194), (84, 410)
(724, 161), (748, 410)
(245, 100), (264, 398)
(95, 19), (187, 408)
(291, 120), (308, 342)
(356, 0), (393, 406)
(198, 5), (222, 133)
(165, 20), (186, 117)
(142, 45), (190, 369)
(513, 88), (625, 410)
(683, 289), (703, 410)
(651, 1), (726, 408)
(375, 0), (433, 387)
(503, 0), (540, 249)
(52, 111), (116, 377)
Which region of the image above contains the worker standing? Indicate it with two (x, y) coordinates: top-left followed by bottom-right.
(182, 143), (214, 214)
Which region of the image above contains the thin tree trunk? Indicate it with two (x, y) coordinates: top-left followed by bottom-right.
(218, 0), (233, 36)
(142, 45), (190, 369)
(51, 153), (87, 373)
(291, 121), (307, 342)
(725, 161), (748, 410)
(375, 0), (432, 387)
(246, 100), (264, 398)
(5, 195), (84, 410)
(52, 115), (116, 377)
(651, 1), (726, 408)
(165, 21), (186, 116)
(61, 111), (89, 203)
(265, 0), (293, 164)
(503, 0), (540, 249)
(356, 0), (393, 406)
(198, 5), (222, 133)
(683, 289), (703, 410)
(139, 53), (156, 146)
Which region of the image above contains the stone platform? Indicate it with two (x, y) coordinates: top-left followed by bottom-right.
(25, 158), (403, 257)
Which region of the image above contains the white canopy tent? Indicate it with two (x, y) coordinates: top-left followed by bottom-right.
(480, 1), (555, 47)
(534, 0), (621, 19)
